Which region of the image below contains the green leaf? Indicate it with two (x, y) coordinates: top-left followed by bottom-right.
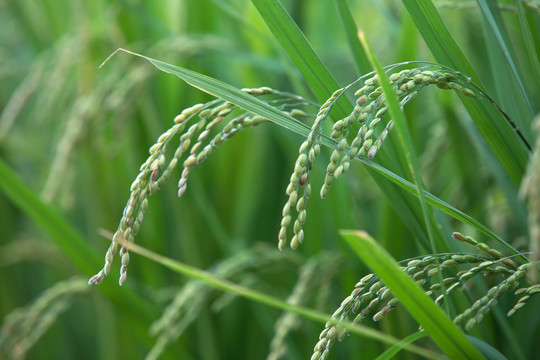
(476, 0), (534, 118)
(341, 230), (485, 360)
(476, 1), (533, 149)
(466, 336), (508, 360)
(375, 331), (428, 360)
(359, 31), (442, 255)
(0, 157), (97, 274)
(250, 0), (351, 117)
(360, 159), (525, 261)
(401, 0), (529, 187)
(334, 0), (371, 76)
(122, 239), (444, 360)
(516, 0), (540, 89)
(103, 49), (347, 148)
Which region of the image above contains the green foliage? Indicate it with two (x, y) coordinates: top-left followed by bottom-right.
(341, 230), (483, 359)
(1, 0), (539, 359)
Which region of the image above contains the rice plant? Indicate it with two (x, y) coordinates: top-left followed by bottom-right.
(1, 0), (539, 359)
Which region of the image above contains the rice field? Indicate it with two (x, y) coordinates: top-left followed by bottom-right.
(1, 1), (539, 359)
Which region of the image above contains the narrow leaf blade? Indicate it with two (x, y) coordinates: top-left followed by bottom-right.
(123, 239), (444, 360)
(341, 230), (485, 360)
(250, 0), (351, 117)
(401, 0), (529, 186)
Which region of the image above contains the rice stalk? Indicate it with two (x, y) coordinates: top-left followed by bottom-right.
(0, 36), (80, 149)
(0, 56), (45, 142)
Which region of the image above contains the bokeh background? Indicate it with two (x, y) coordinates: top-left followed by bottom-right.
(1, 0), (539, 359)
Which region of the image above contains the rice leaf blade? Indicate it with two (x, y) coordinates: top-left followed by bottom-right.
(465, 336), (509, 360)
(250, 0), (351, 117)
(476, 0), (534, 117)
(122, 239), (444, 360)
(375, 331), (428, 360)
(401, 0), (529, 186)
(341, 230), (485, 360)
(0, 158), (98, 274)
(516, 0), (540, 89)
(359, 31), (444, 255)
(106, 49), (318, 140)
(360, 159), (524, 261)
(334, 0), (371, 76)
(480, 18), (532, 144)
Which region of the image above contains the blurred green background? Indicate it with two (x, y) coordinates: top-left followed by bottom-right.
(1, 0), (539, 359)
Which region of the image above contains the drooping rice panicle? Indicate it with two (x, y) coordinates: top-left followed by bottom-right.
(282, 64), (492, 250)
(311, 232), (531, 360)
(89, 88), (313, 285)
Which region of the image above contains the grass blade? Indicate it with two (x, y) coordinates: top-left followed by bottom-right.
(0, 157), (158, 339)
(516, 0), (540, 89)
(466, 336), (508, 360)
(0, 158), (98, 274)
(476, 0), (534, 117)
(401, 0), (529, 186)
(359, 31), (442, 255)
(102, 49), (317, 139)
(122, 239), (444, 360)
(360, 159), (525, 261)
(479, 11), (532, 145)
(341, 230), (485, 360)
(250, 0), (351, 117)
(334, 0), (371, 76)
(375, 331), (428, 360)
